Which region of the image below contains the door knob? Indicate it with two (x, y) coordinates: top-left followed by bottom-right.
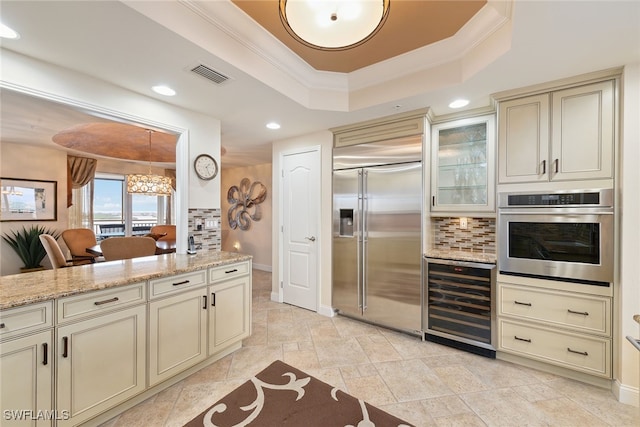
(305, 236), (316, 242)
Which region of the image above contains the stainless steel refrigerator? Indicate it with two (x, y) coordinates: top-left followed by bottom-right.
(332, 137), (422, 335)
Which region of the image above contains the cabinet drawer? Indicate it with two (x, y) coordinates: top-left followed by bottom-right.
(499, 319), (611, 378)
(499, 284), (610, 336)
(149, 270), (207, 299)
(209, 261), (250, 283)
(57, 282), (146, 323)
(0, 301), (53, 340)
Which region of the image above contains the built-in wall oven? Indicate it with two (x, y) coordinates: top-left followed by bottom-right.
(498, 189), (614, 286)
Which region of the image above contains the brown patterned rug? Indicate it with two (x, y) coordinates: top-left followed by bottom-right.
(184, 360), (413, 426)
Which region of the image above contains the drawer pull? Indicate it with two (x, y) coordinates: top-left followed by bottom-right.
(514, 300), (532, 307)
(567, 309), (589, 316)
(225, 269), (238, 274)
(567, 348), (588, 356)
(94, 297), (120, 306)
(0, 323), (5, 329)
(172, 280), (190, 287)
(211, 293), (216, 307)
(62, 336), (69, 358)
(514, 335), (531, 343)
(203, 295), (208, 310)
(42, 343), (48, 366)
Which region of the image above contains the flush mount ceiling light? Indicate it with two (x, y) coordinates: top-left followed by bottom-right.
(449, 99), (470, 109)
(279, 0), (390, 51)
(152, 85), (176, 96)
(0, 22), (20, 39)
(266, 122), (281, 130)
(126, 130), (173, 196)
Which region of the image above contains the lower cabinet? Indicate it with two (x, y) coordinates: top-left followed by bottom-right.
(208, 276), (251, 355)
(56, 305), (146, 427)
(497, 281), (612, 378)
(0, 330), (54, 427)
(148, 288), (208, 386)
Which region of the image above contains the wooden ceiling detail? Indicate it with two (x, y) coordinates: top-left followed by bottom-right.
(232, 0), (486, 73)
(52, 123), (177, 163)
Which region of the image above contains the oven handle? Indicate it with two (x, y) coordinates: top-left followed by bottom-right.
(498, 208), (613, 215)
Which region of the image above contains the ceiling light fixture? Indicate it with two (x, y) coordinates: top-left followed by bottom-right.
(0, 22), (20, 39)
(266, 122), (281, 130)
(449, 99), (470, 109)
(152, 85), (176, 96)
(279, 0), (390, 51)
(126, 130), (173, 196)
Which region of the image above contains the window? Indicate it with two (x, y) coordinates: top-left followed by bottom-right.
(92, 174), (172, 237)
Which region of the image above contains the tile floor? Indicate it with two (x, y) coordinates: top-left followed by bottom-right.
(101, 269), (639, 426)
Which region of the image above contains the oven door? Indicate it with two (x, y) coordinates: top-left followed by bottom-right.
(498, 209), (614, 285)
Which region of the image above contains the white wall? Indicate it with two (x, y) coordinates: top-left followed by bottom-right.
(221, 163), (272, 271)
(271, 131), (333, 311)
(617, 63), (640, 405)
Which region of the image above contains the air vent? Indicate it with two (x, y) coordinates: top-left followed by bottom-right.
(191, 64), (229, 85)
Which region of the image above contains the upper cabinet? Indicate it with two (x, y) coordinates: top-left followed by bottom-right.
(498, 79), (615, 184)
(430, 114), (496, 213)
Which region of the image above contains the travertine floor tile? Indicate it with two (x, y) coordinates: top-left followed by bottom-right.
(314, 336), (371, 368)
(343, 374), (398, 406)
(375, 359), (455, 402)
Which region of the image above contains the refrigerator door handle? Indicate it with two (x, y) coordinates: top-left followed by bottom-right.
(357, 170), (364, 311)
(362, 170), (368, 311)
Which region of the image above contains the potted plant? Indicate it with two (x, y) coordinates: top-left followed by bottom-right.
(2, 225), (62, 272)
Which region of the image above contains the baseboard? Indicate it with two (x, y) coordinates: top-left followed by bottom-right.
(318, 304), (335, 318)
(252, 263), (272, 272)
(270, 291), (281, 303)
(613, 379), (640, 407)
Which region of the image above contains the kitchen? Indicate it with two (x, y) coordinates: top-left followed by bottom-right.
(1, 1), (639, 425)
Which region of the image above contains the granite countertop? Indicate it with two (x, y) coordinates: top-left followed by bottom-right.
(0, 251), (252, 310)
(425, 248), (496, 264)
(634, 314), (640, 325)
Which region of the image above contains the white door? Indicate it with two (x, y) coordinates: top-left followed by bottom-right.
(282, 148), (320, 311)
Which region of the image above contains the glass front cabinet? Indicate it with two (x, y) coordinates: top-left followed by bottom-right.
(430, 114), (495, 213)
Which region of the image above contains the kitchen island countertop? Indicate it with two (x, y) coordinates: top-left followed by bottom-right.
(425, 248), (496, 264)
(0, 251), (252, 310)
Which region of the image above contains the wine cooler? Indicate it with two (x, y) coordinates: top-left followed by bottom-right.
(423, 257), (496, 357)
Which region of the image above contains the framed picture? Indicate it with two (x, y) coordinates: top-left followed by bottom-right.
(0, 178), (57, 221)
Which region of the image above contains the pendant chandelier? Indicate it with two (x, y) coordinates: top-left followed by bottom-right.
(279, 0), (390, 51)
(126, 130), (172, 196)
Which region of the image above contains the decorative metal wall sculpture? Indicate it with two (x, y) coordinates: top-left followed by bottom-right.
(227, 178), (267, 230)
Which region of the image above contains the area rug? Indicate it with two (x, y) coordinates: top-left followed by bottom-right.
(184, 359), (413, 427)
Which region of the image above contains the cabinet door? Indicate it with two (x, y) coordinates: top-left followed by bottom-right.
(498, 94), (550, 183)
(431, 114), (496, 212)
(208, 276), (251, 355)
(148, 288), (207, 386)
(0, 331), (53, 427)
(56, 305), (146, 427)
(551, 80), (614, 181)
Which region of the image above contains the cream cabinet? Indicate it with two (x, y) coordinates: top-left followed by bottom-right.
(430, 114), (496, 213)
(1, 302), (54, 427)
(148, 287), (208, 386)
(498, 281), (612, 378)
(498, 79), (615, 184)
(208, 275), (251, 355)
(56, 303), (146, 427)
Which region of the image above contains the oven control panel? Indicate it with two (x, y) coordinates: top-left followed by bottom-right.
(499, 188), (613, 208)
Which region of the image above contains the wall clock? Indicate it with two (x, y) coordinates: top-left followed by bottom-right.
(194, 154), (218, 180)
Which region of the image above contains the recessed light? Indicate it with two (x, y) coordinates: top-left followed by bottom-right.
(266, 122), (281, 130)
(449, 99), (470, 109)
(0, 23), (20, 39)
(152, 85), (176, 96)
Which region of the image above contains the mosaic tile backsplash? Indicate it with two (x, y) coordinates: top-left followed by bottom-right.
(188, 208), (222, 252)
(431, 217), (495, 254)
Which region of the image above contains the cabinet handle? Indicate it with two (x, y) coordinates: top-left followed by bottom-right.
(211, 293), (216, 307)
(541, 160), (546, 175)
(62, 336), (69, 358)
(0, 323), (5, 329)
(225, 269), (238, 274)
(42, 343), (48, 366)
(554, 158), (559, 173)
(567, 348), (588, 356)
(172, 280), (190, 286)
(203, 295), (207, 309)
(514, 300), (532, 307)
(432, 196), (435, 207)
(514, 336), (531, 343)
(567, 309), (589, 316)
(94, 296), (119, 306)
